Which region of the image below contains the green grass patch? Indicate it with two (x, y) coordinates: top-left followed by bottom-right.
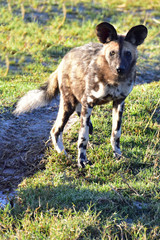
(0, 0), (160, 239)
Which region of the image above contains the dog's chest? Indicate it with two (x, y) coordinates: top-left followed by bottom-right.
(88, 79), (133, 104)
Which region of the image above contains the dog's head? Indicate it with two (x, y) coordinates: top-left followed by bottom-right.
(96, 22), (148, 77)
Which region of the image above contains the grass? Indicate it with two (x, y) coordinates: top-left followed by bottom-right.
(0, 0), (160, 239)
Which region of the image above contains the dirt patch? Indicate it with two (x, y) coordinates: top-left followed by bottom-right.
(0, 97), (80, 207)
(0, 99), (58, 205)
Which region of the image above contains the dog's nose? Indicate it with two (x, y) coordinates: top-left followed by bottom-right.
(117, 67), (125, 75)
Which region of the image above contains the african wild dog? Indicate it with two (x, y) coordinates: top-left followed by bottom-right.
(14, 22), (148, 168)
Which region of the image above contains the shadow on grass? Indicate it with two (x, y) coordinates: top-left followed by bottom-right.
(11, 181), (159, 238)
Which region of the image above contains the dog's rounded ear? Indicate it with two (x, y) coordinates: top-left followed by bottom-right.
(96, 22), (118, 44)
(125, 25), (148, 46)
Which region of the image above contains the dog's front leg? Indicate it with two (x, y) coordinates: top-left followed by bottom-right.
(78, 104), (93, 168)
(111, 100), (125, 159)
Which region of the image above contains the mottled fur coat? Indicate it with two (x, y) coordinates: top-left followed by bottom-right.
(14, 22), (147, 167)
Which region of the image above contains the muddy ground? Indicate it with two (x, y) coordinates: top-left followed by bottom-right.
(0, 96), (80, 206)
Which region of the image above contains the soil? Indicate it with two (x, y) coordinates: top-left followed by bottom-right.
(0, 96), (80, 207)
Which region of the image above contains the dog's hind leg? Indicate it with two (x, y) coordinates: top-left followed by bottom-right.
(76, 103), (93, 135)
(51, 97), (75, 154)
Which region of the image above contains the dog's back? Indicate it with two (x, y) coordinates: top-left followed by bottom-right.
(57, 43), (103, 103)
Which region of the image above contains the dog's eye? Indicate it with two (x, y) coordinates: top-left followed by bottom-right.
(110, 51), (115, 56)
(125, 51), (131, 58)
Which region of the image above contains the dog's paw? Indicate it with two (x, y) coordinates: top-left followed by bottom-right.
(78, 159), (92, 168)
(113, 150), (122, 160)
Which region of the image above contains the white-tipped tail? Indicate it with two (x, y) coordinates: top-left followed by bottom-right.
(14, 89), (48, 115)
(14, 70), (59, 115)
